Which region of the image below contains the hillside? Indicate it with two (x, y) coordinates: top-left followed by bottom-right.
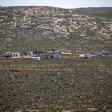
(0, 6), (112, 55)
(75, 7), (112, 18)
(76, 7), (112, 12)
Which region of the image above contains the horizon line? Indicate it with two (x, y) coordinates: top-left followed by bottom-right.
(0, 5), (112, 9)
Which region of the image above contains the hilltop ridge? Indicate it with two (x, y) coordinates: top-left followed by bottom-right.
(75, 7), (112, 12)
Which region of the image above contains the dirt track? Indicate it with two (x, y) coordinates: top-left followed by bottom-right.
(0, 69), (34, 72)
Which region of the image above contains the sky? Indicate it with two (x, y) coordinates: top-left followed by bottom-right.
(0, 0), (112, 8)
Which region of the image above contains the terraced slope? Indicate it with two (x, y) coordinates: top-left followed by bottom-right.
(0, 6), (112, 54)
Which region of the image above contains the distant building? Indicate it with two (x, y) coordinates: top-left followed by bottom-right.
(24, 51), (33, 56)
(24, 51), (44, 56)
(47, 50), (56, 54)
(3, 52), (12, 57)
(60, 48), (67, 53)
(55, 50), (61, 54)
(31, 56), (40, 61)
(50, 54), (61, 59)
(11, 52), (21, 57)
(85, 54), (93, 58)
(98, 50), (109, 56)
(33, 51), (44, 56)
(101, 50), (109, 55)
(99, 53), (105, 56)
(66, 50), (72, 53)
(4, 52), (20, 57)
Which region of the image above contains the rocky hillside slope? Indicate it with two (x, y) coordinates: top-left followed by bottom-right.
(0, 6), (112, 54)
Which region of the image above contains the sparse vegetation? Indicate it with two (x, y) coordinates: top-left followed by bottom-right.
(0, 6), (112, 56)
(0, 55), (112, 112)
(0, 6), (112, 112)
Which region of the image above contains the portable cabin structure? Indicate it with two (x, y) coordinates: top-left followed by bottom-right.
(3, 52), (12, 57)
(24, 51), (33, 56)
(99, 53), (105, 56)
(50, 54), (61, 59)
(66, 50), (72, 53)
(4, 52), (20, 57)
(101, 50), (109, 55)
(85, 54), (93, 58)
(33, 51), (44, 56)
(11, 52), (21, 57)
(31, 56), (40, 61)
(55, 50), (61, 54)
